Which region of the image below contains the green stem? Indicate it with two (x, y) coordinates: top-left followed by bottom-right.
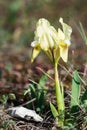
(54, 62), (64, 111)
(54, 61), (65, 126)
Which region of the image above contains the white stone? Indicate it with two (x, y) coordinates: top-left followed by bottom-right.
(8, 106), (43, 122)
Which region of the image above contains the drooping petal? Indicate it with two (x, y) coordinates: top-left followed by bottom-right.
(31, 41), (39, 47)
(59, 43), (69, 62)
(31, 43), (41, 62)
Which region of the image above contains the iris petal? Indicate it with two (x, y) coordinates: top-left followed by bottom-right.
(58, 29), (65, 40)
(59, 17), (72, 40)
(31, 18), (72, 63)
(31, 46), (41, 62)
(59, 45), (68, 62)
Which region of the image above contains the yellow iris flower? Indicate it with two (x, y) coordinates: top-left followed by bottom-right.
(31, 17), (72, 63)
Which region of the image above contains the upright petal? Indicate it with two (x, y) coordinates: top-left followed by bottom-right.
(59, 17), (72, 40)
(35, 18), (51, 50)
(58, 28), (65, 41)
(58, 18), (72, 62)
(34, 18), (58, 50)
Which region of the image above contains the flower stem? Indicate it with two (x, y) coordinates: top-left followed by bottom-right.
(54, 62), (64, 126)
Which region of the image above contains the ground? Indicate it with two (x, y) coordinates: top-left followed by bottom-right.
(0, 45), (87, 130)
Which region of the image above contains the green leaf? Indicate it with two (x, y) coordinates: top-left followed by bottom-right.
(38, 74), (48, 89)
(24, 83), (36, 97)
(50, 102), (58, 118)
(38, 74), (48, 99)
(29, 84), (36, 98)
(36, 74), (48, 111)
(8, 93), (16, 100)
(24, 88), (30, 95)
(36, 91), (45, 112)
(0, 95), (8, 104)
(71, 70), (80, 108)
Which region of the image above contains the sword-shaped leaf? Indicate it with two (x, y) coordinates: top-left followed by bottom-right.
(50, 102), (58, 118)
(71, 70), (80, 108)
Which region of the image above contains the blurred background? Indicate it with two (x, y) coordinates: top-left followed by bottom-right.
(0, 0), (87, 67)
(0, 1), (87, 129)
